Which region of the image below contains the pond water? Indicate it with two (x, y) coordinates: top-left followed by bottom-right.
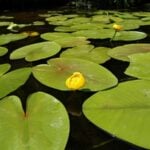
(0, 8), (150, 150)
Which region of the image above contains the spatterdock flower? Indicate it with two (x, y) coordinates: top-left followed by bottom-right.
(113, 24), (123, 31)
(65, 72), (85, 90)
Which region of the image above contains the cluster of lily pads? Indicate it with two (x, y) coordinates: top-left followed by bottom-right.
(0, 10), (150, 149)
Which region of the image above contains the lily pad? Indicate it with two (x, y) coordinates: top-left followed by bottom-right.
(0, 64), (11, 77)
(112, 31), (147, 41)
(108, 43), (150, 61)
(0, 91), (69, 150)
(0, 33), (28, 45)
(0, 21), (11, 26)
(0, 47), (8, 56)
(32, 58), (118, 91)
(83, 79), (150, 149)
(0, 67), (31, 98)
(60, 45), (111, 64)
(10, 41), (61, 62)
(125, 53), (150, 80)
(41, 32), (73, 41)
(54, 36), (90, 48)
(72, 29), (114, 39)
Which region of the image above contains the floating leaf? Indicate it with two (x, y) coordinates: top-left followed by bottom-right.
(72, 29), (114, 39)
(60, 45), (111, 64)
(0, 64), (11, 77)
(125, 53), (150, 80)
(0, 91), (69, 150)
(0, 47), (8, 56)
(10, 41), (61, 62)
(33, 21), (45, 26)
(0, 33), (28, 45)
(83, 79), (150, 149)
(0, 21), (11, 26)
(112, 31), (147, 41)
(108, 43), (150, 61)
(0, 67), (31, 98)
(54, 36), (90, 48)
(32, 58), (118, 91)
(41, 32), (73, 41)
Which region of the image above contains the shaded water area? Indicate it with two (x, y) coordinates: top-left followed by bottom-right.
(0, 7), (150, 150)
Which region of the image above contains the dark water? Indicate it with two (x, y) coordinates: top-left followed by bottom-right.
(0, 9), (149, 150)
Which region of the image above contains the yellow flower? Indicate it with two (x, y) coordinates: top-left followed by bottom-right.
(66, 72), (85, 90)
(113, 24), (123, 31)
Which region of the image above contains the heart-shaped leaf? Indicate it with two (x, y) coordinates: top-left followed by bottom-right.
(10, 41), (61, 62)
(32, 58), (118, 91)
(0, 67), (31, 98)
(0, 91), (69, 150)
(0, 33), (28, 45)
(83, 79), (150, 149)
(0, 63), (11, 77)
(0, 47), (8, 56)
(60, 46), (111, 64)
(112, 31), (147, 41)
(125, 53), (150, 80)
(108, 43), (150, 61)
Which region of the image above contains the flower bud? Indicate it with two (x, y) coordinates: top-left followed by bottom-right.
(66, 72), (85, 90)
(113, 24), (123, 31)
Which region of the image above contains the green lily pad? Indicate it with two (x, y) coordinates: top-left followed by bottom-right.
(108, 43), (150, 61)
(72, 29), (114, 39)
(32, 58), (118, 91)
(54, 36), (90, 48)
(83, 79), (150, 149)
(0, 64), (11, 77)
(10, 41), (61, 62)
(0, 67), (31, 98)
(125, 53), (150, 80)
(115, 12), (138, 19)
(0, 16), (14, 19)
(0, 47), (8, 56)
(45, 15), (68, 22)
(41, 32), (73, 41)
(0, 21), (11, 26)
(0, 33), (28, 46)
(60, 45), (111, 64)
(54, 26), (77, 32)
(33, 21), (45, 26)
(112, 31), (147, 41)
(0, 91), (69, 150)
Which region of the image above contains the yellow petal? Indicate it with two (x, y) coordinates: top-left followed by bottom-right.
(66, 72), (85, 90)
(113, 24), (123, 31)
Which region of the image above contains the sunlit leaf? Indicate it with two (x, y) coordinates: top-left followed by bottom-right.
(0, 64), (11, 77)
(10, 41), (61, 62)
(108, 43), (150, 61)
(0, 47), (8, 56)
(125, 53), (150, 80)
(0, 67), (31, 98)
(0, 33), (28, 45)
(0, 91), (69, 150)
(32, 58), (118, 91)
(83, 79), (150, 149)
(112, 31), (147, 41)
(60, 45), (111, 64)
